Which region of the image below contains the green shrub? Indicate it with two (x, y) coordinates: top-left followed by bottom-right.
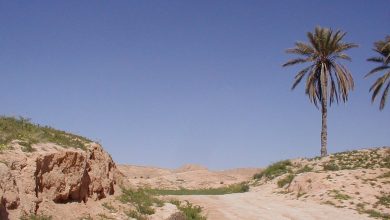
(296, 165), (313, 174)
(277, 174), (295, 188)
(170, 200), (206, 220)
(323, 163), (339, 171)
(253, 160), (292, 180)
(20, 214), (53, 220)
(119, 188), (163, 215)
(19, 141), (36, 152)
(149, 182), (249, 196)
(0, 143), (8, 151)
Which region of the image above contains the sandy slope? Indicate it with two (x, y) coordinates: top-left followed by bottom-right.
(118, 148), (389, 219)
(177, 190), (371, 220)
(118, 164), (261, 189)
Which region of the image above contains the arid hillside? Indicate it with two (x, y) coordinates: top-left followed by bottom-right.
(175, 147), (390, 220)
(255, 147), (390, 219)
(118, 164), (261, 190)
(125, 147), (389, 220)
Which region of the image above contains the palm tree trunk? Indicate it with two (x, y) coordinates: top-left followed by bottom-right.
(321, 100), (328, 157)
(320, 64), (328, 157)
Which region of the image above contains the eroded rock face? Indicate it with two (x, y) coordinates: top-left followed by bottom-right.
(0, 142), (119, 219)
(0, 163), (20, 219)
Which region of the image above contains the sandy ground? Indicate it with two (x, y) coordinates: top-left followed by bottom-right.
(177, 190), (371, 220)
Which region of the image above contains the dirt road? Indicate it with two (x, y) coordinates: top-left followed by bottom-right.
(177, 190), (371, 220)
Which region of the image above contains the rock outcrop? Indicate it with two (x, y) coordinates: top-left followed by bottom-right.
(0, 142), (120, 219)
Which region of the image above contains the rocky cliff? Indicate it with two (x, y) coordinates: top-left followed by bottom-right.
(0, 142), (121, 219)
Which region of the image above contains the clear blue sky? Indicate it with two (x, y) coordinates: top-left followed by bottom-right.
(0, 1), (389, 169)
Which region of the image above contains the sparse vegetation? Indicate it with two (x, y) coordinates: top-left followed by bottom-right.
(296, 165), (313, 174)
(166, 212), (187, 220)
(376, 194), (390, 208)
(169, 200), (207, 220)
(356, 202), (390, 219)
(102, 202), (117, 213)
(149, 182), (249, 196)
(97, 213), (115, 220)
(318, 148), (390, 171)
(363, 209), (390, 219)
(323, 200), (336, 206)
(19, 140), (36, 152)
(277, 174), (295, 188)
(329, 190), (351, 200)
(253, 160), (292, 180)
(20, 214), (53, 220)
(0, 116), (92, 150)
(125, 210), (147, 220)
(119, 188), (163, 216)
(323, 162), (340, 171)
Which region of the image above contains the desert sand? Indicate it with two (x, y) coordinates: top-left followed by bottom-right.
(177, 189), (371, 220)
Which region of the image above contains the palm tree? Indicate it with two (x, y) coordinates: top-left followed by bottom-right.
(283, 26), (357, 157)
(366, 36), (390, 110)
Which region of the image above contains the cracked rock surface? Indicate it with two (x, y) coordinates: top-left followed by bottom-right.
(0, 142), (120, 219)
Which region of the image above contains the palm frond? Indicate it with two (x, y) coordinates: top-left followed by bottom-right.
(331, 62), (354, 102)
(329, 71), (339, 105)
(329, 30), (342, 50)
(307, 31), (320, 54)
(305, 66), (320, 108)
(282, 58), (310, 67)
(331, 31), (346, 50)
(284, 26), (355, 108)
(367, 56), (384, 63)
(380, 81), (390, 110)
(385, 54), (390, 65)
(334, 53), (351, 61)
(335, 43), (358, 53)
(365, 65), (390, 77)
(291, 66), (312, 90)
(294, 42), (314, 54)
(369, 73), (390, 102)
(367, 36), (390, 109)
